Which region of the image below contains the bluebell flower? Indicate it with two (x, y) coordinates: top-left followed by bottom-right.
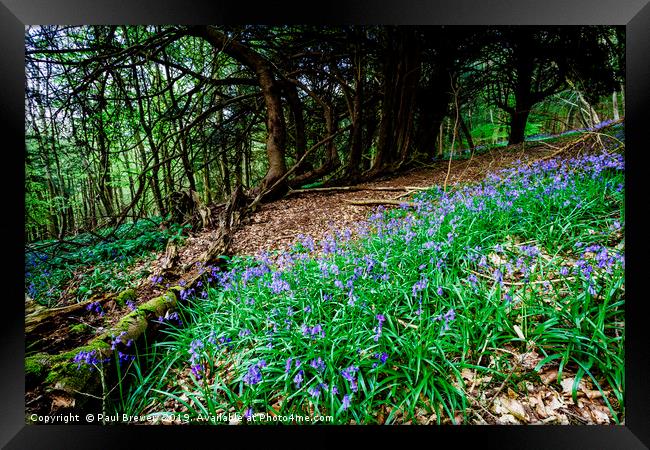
(243, 363), (263, 385)
(310, 357), (326, 373)
(308, 386), (321, 398)
(294, 370), (304, 388)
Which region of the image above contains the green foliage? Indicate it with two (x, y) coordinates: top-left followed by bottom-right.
(25, 218), (188, 306)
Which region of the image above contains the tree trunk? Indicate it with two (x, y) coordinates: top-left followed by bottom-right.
(508, 108), (530, 145)
(282, 81), (307, 172)
(370, 27), (421, 176)
(619, 83), (625, 114)
(161, 50), (196, 192)
(132, 61), (166, 218)
(459, 114), (475, 152)
(202, 143), (212, 204)
(612, 91), (619, 121)
(189, 26), (287, 199)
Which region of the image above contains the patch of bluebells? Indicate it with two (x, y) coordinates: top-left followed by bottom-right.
(293, 369), (304, 388)
(372, 352), (389, 369)
(310, 357), (326, 373)
(72, 349), (109, 370)
(432, 308), (456, 333)
(302, 323), (326, 339)
(308, 385), (321, 398)
(243, 360), (266, 385)
(373, 314), (386, 342)
(139, 145), (623, 420)
(86, 301), (104, 317)
(188, 339), (204, 378)
(269, 271), (291, 295)
(157, 311), (182, 327)
(341, 365), (360, 393)
(342, 394), (351, 410)
(111, 331), (133, 351)
(180, 287), (195, 301)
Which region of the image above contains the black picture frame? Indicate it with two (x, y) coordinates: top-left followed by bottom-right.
(3, 1), (649, 448)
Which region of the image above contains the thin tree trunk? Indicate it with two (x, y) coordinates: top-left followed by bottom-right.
(612, 91), (620, 121)
(202, 143), (212, 203)
(459, 114), (475, 152)
(161, 49), (196, 192)
(620, 83), (625, 113)
(132, 66), (166, 218)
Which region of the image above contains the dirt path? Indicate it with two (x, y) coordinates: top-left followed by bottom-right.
(229, 144), (552, 257)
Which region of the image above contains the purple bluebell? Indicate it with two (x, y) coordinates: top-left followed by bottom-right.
(243, 363), (263, 385)
(293, 370), (304, 388)
(308, 386), (321, 398)
(310, 357), (326, 373)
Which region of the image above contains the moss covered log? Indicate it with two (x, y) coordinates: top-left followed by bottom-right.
(25, 287), (180, 415)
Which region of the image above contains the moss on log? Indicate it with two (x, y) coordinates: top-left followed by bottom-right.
(115, 288), (136, 307)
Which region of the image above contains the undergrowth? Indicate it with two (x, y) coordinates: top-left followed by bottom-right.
(25, 218), (189, 306)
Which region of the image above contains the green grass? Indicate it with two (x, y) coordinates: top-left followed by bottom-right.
(110, 139), (624, 425)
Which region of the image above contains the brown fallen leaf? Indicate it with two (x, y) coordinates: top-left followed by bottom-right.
(500, 397), (530, 423)
(540, 368), (559, 385)
(496, 413), (521, 425)
(520, 350), (542, 370)
(51, 394), (75, 410)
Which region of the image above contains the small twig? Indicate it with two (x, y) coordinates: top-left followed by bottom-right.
(466, 392), (499, 422)
(397, 318), (419, 330)
(343, 199), (416, 207)
(25, 395), (43, 406)
(487, 369), (516, 409)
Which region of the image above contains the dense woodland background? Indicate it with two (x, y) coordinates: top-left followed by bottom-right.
(24, 26), (628, 424)
(25, 25), (624, 243)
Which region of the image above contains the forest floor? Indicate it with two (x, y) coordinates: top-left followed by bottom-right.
(26, 129), (624, 425)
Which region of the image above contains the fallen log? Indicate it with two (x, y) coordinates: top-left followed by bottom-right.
(25, 287), (181, 417)
(25, 294), (113, 336)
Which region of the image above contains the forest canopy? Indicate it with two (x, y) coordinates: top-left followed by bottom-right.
(25, 25), (624, 243)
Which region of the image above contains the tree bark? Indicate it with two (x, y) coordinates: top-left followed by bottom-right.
(370, 27), (421, 176)
(612, 91), (619, 121)
(508, 107), (531, 145)
(459, 114), (475, 152)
